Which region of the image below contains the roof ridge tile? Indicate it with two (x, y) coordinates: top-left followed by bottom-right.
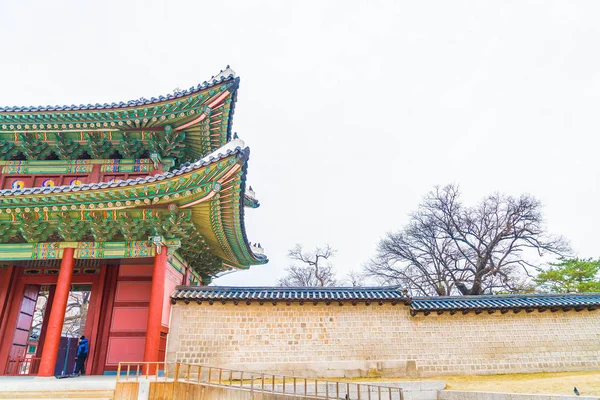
(0, 67), (237, 113)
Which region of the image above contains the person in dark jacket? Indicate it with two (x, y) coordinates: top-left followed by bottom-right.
(74, 336), (89, 376)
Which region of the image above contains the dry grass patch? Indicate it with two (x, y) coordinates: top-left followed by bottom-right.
(340, 370), (600, 396)
(441, 370), (600, 396)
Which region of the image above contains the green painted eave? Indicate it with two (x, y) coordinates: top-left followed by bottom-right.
(0, 77), (238, 162)
(0, 143), (266, 271)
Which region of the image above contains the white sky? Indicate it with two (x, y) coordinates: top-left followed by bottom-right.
(1, 1), (599, 286)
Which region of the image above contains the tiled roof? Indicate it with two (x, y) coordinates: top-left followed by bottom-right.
(171, 286), (407, 303)
(171, 286), (600, 315)
(0, 139), (248, 197)
(243, 194), (260, 208)
(0, 67), (237, 113)
(410, 293), (600, 314)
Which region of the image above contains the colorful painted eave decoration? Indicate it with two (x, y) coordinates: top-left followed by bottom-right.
(0, 67), (239, 161)
(0, 158), (175, 175)
(0, 140), (267, 271)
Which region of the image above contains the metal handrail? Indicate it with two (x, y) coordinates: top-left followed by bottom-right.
(116, 362), (404, 400)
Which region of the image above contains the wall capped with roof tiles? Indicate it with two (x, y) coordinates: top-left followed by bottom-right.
(166, 303), (600, 378)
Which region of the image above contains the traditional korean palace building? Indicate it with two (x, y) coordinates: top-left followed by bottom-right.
(0, 68), (266, 376)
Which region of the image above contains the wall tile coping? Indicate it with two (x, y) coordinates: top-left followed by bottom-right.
(171, 285), (407, 303)
(171, 286), (600, 314)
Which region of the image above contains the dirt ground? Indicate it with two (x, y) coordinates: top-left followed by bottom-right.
(439, 370), (600, 396)
(344, 370), (600, 396)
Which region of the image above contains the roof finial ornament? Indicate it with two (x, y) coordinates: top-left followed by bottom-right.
(173, 87), (182, 95)
(233, 132), (239, 139)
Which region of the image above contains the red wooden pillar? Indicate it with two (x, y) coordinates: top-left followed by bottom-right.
(38, 248), (75, 376)
(143, 247), (167, 369)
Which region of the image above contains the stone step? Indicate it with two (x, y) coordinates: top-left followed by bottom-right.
(0, 376), (116, 399)
(402, 390), (439, 400)
(367, 381), (446, 391)
(439, 390), (599, 400)
(0, 398), (112, 400)
(0, 390), (114, 399)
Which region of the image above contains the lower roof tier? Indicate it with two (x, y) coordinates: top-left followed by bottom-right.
(0, 139), (266, 275)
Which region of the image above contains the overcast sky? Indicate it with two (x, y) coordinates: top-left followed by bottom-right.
(1, 1), (599, 286)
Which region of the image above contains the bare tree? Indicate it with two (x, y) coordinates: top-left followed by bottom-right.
(62, 291), (91, 337)
(365, 184), (570, 296)
(30, 291), (49, 333)
(30, 289), (91, 339)
(278, 244), (337, 287)
(342, 270), (364, 287)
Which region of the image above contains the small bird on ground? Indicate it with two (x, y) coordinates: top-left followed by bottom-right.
(574, 387), (580, 396)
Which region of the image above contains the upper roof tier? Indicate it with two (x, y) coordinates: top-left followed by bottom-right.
(0, 67), (239, 163)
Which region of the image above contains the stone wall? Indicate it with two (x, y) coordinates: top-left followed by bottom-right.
(166, 302), (600, 378)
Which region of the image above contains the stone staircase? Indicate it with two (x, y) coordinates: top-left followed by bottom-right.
(0, 391), (113, 400)
(0, 376), (115, 400)
(0, 368), (444, 400)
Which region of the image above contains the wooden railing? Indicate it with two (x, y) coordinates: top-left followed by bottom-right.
(116, 361), (174, 381)
(116, 362), (404, 400)
(4, 357), (41, 376)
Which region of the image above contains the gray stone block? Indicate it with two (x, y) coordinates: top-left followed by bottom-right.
(403, 390), (438, 400)
(438, 391), (599, 400)
(367, 381), (446, 391)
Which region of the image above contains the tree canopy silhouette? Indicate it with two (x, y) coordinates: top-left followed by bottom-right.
(535, 258), (600, 293)
(365, 184), (569, 296)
